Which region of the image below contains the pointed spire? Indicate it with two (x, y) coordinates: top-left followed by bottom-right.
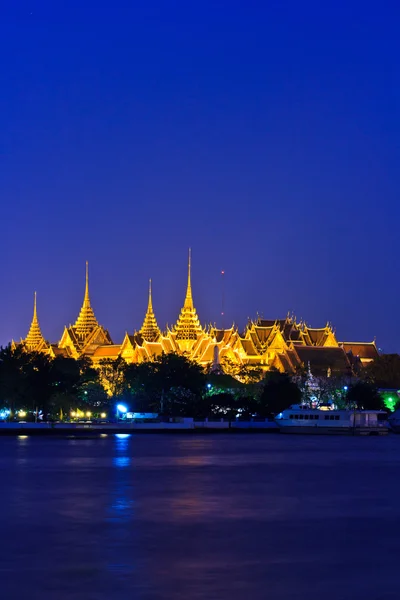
(139, 279), (161, 342)
(184, 247), (193, 309)
(73, 261), (99, 338)
(84, 260), (90, 306)
(33, 290), (38, 321)
(24, 292), (46, 351)
(174, 249), (203, 342)
(148, 278), (153, 310)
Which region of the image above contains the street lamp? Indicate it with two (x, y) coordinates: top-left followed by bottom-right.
(116, 404), (128, 421)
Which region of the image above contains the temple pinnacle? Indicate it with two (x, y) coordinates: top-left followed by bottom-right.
(33, 290), (38, 322)
(184, 247), (193, 309)
(24, 291), (46, 350)
(148, 278), (153, 310)
(174, 249), (203, 342)
(73, 261), (99, 337)
(139, 278), (161, 341)
(84, 260), (90, 306)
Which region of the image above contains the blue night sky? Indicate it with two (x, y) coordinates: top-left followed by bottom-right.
(1, 1), (399, 351)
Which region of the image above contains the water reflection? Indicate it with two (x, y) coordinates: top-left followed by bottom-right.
(2, 435), (400, 600)
(108, 434), (135, 522)
(113, 456), (130, 469)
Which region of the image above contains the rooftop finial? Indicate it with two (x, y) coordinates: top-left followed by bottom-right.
(148, 278), (153, 310)
(84, 261), (90, 305)
(33, 291), (38, 321)
(184, 247), (193, 308)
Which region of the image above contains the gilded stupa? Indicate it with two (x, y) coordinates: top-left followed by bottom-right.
(139, 279), (161, 342)
(58, 262), (112, 358)
(170, 249), (205, 351)
(15, 292), (49, 352)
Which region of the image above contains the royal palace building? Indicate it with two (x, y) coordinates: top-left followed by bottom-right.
(13, 253), (379, 379)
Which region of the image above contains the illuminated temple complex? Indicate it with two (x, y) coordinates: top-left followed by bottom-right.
(14, 253), (379, 378)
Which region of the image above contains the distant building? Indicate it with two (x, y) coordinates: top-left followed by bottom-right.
(13, 252), (379, 379)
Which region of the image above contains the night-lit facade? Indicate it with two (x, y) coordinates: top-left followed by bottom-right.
(13, 254), (379, 378)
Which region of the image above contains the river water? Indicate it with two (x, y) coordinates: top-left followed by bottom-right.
(0, 433), (399, 599)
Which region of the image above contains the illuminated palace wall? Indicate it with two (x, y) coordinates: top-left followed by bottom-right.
(13, 256), (379, 378)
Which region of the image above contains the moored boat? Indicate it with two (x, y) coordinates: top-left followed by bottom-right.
(275, 405), (388, 435)
(388, 410), (400, 433)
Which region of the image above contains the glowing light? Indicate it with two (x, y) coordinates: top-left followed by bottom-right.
(115, 433), (131, 439)
(71, 411), (76, 417)
(100, 412), (107, 419)
(207, 383), (212, 389)
(86, 411), (92, 418)
(114, 456), (130, 468)
(18, 410), (27, 418)
(343, 386), (348, 391)
(117, 404), (128, 413)
(18, 435), (28, 440)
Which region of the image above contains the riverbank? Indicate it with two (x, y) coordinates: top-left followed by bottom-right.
(0, 420), (280, 436)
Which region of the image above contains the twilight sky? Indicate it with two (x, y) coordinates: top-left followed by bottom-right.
(1, 1), (399, 351)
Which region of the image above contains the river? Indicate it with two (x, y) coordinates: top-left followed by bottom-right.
(0, 433), (398, 599)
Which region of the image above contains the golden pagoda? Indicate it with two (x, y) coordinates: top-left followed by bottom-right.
(139, 279), (161, 342)
(170, 249), (205, 352)
(58, 262), (112, 358)
(17, 292), (49, 352)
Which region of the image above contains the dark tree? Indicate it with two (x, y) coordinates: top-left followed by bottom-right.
(25, 351), (56, 417)
(124, 353), (206, 415)
(124, 361), (157, 411)
(259, 370), (302, 416)
(346, 381), (385, 410)
(207, 392), (237, 420)
(0, 345), (31, 415)
(362, 354), (400, 389)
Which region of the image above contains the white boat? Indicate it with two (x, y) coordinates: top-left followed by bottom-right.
(388, 410), (400, 433)
(275, 405), (388, 435)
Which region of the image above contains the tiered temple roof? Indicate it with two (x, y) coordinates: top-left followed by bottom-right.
(58, 262), (112, 358)
(13, 252), (380, 379)
(171, 249), (205, 349)
(21, 292), (48, 352)
(73, 262), (100, 339)
(139, 280), (161, 342)
(340, 342), (379, 365)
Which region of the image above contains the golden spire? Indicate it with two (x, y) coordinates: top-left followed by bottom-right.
(73, 261), (99, 338)
(84, 260), (90, 306)
(184, 247), (193, 309)
(24, 292), (46, 351)
(174, 249), (203, 341)
(139, 279), (161, 342)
